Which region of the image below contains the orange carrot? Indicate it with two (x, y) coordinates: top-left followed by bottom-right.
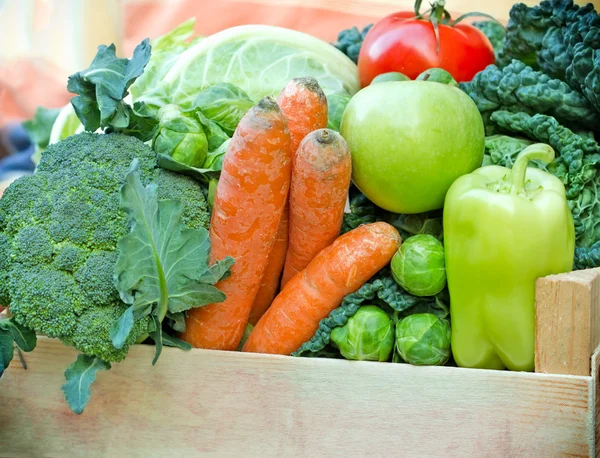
(181, 97), (292, 350)
(242, 222), (401, 355)
(246, 77), (330, 322)
(280, 128), (352, 287)
(248, 205), (289, 325)
(277, 76), (329, 154)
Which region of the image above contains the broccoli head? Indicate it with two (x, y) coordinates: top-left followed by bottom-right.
(0, 132), (210, 362)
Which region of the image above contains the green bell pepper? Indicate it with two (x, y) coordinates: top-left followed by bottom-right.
(444, 143), (575, 372)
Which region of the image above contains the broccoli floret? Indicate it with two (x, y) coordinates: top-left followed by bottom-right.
(154, 168), (211, 230)
(0, 132), (210, 362)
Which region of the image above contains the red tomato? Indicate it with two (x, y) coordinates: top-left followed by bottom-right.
(358, 12), (495, 87)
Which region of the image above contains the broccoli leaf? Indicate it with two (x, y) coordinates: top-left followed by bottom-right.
(0, 317), (37, 377)
(62, 354), (111, 415)
(162, 333), (192, 350)
(0, 326), (14, 377)
(112, 160), (233, 359)
(67, 39), (152, 134)
(22, 106), (61, 149)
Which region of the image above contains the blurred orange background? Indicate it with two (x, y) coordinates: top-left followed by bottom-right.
(1, 0), (598, 127)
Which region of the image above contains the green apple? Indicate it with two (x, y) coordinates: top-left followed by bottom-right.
(340, 80), (484, 214)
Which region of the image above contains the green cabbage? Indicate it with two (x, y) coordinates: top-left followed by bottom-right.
(132, 24), (360, 115)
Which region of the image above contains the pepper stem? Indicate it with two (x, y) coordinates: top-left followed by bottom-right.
(508, 143), (555, 195)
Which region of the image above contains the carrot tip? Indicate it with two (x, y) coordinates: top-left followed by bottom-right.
(257, 96), (281, 112)
(316, 129), (335, 145)
(291, 77), (326, 100)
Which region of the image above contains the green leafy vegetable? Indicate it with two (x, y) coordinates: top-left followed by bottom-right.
(496, 0), (600, 111)
(342, 186), (444, 241)
(490, 111), (600, 243)
(193, 83), (253, 135)
(459, 60), (600, 134)
(326, 92), (352, 131)
(62, 354), (111, 415)
(293, 269), (449, 357)
(129, 19), (203, 110)
(67, 39), (152, 134)
(112, 160), (234, 362)
(473, 20), (506, 51)
(482, 134), (535, 167)
(22, 107), (61, 150)
(0, 317), (37, 376)
(153, 104), (210, 167)
(333, 24), (373, 63)
(133, 25), (360, 114)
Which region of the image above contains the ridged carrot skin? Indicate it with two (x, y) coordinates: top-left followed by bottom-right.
(248, 205), (289, 325)
(247, 77), (329, 323)
(277, 76), (329, 154)
(242, 222), (402, 355)
(181, 97), (292, 350)
(280, 128), (352, 287)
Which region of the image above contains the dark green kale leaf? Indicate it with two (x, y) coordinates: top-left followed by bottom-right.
(459, 60), (600, 134)
(497, 0), (590, 69)
(566, 25), (600, 113)
(473, 20), (506, 51)
(333, 24), (373, 63)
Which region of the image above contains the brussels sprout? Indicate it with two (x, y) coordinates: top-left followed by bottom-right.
(391, 234), (446, 296)
(371, 72), (410, 84)
(395, 313), (451, 365)
(330, 305), (394, 361)
(153, 104), (209, 167)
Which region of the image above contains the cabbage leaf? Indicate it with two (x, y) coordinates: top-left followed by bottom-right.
(132, 25), (360, 115)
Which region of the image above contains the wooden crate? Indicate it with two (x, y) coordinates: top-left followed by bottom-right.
(1, 269), (600, 457)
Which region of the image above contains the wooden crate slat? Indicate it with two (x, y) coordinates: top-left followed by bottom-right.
(0, 337), (595, 457)
(536, 268), (600, 376)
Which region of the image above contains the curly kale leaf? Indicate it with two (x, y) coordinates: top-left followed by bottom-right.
(566, 25), (600, 113)
(497, 0), (592, 69)
(575, 239), (600, 269)
(459, 60), (600, 134)
(341, 187), (380, 233)
(489, 110), (600, 252)
(342, 186), (444, 241)
(292, 270), (448, 357)
(333, 24), (372, 63)
(473, 20), (506, 51)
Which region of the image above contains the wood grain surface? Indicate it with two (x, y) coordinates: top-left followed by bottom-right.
(536, 268), (600, 376)
(1, 337), (596, 457)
